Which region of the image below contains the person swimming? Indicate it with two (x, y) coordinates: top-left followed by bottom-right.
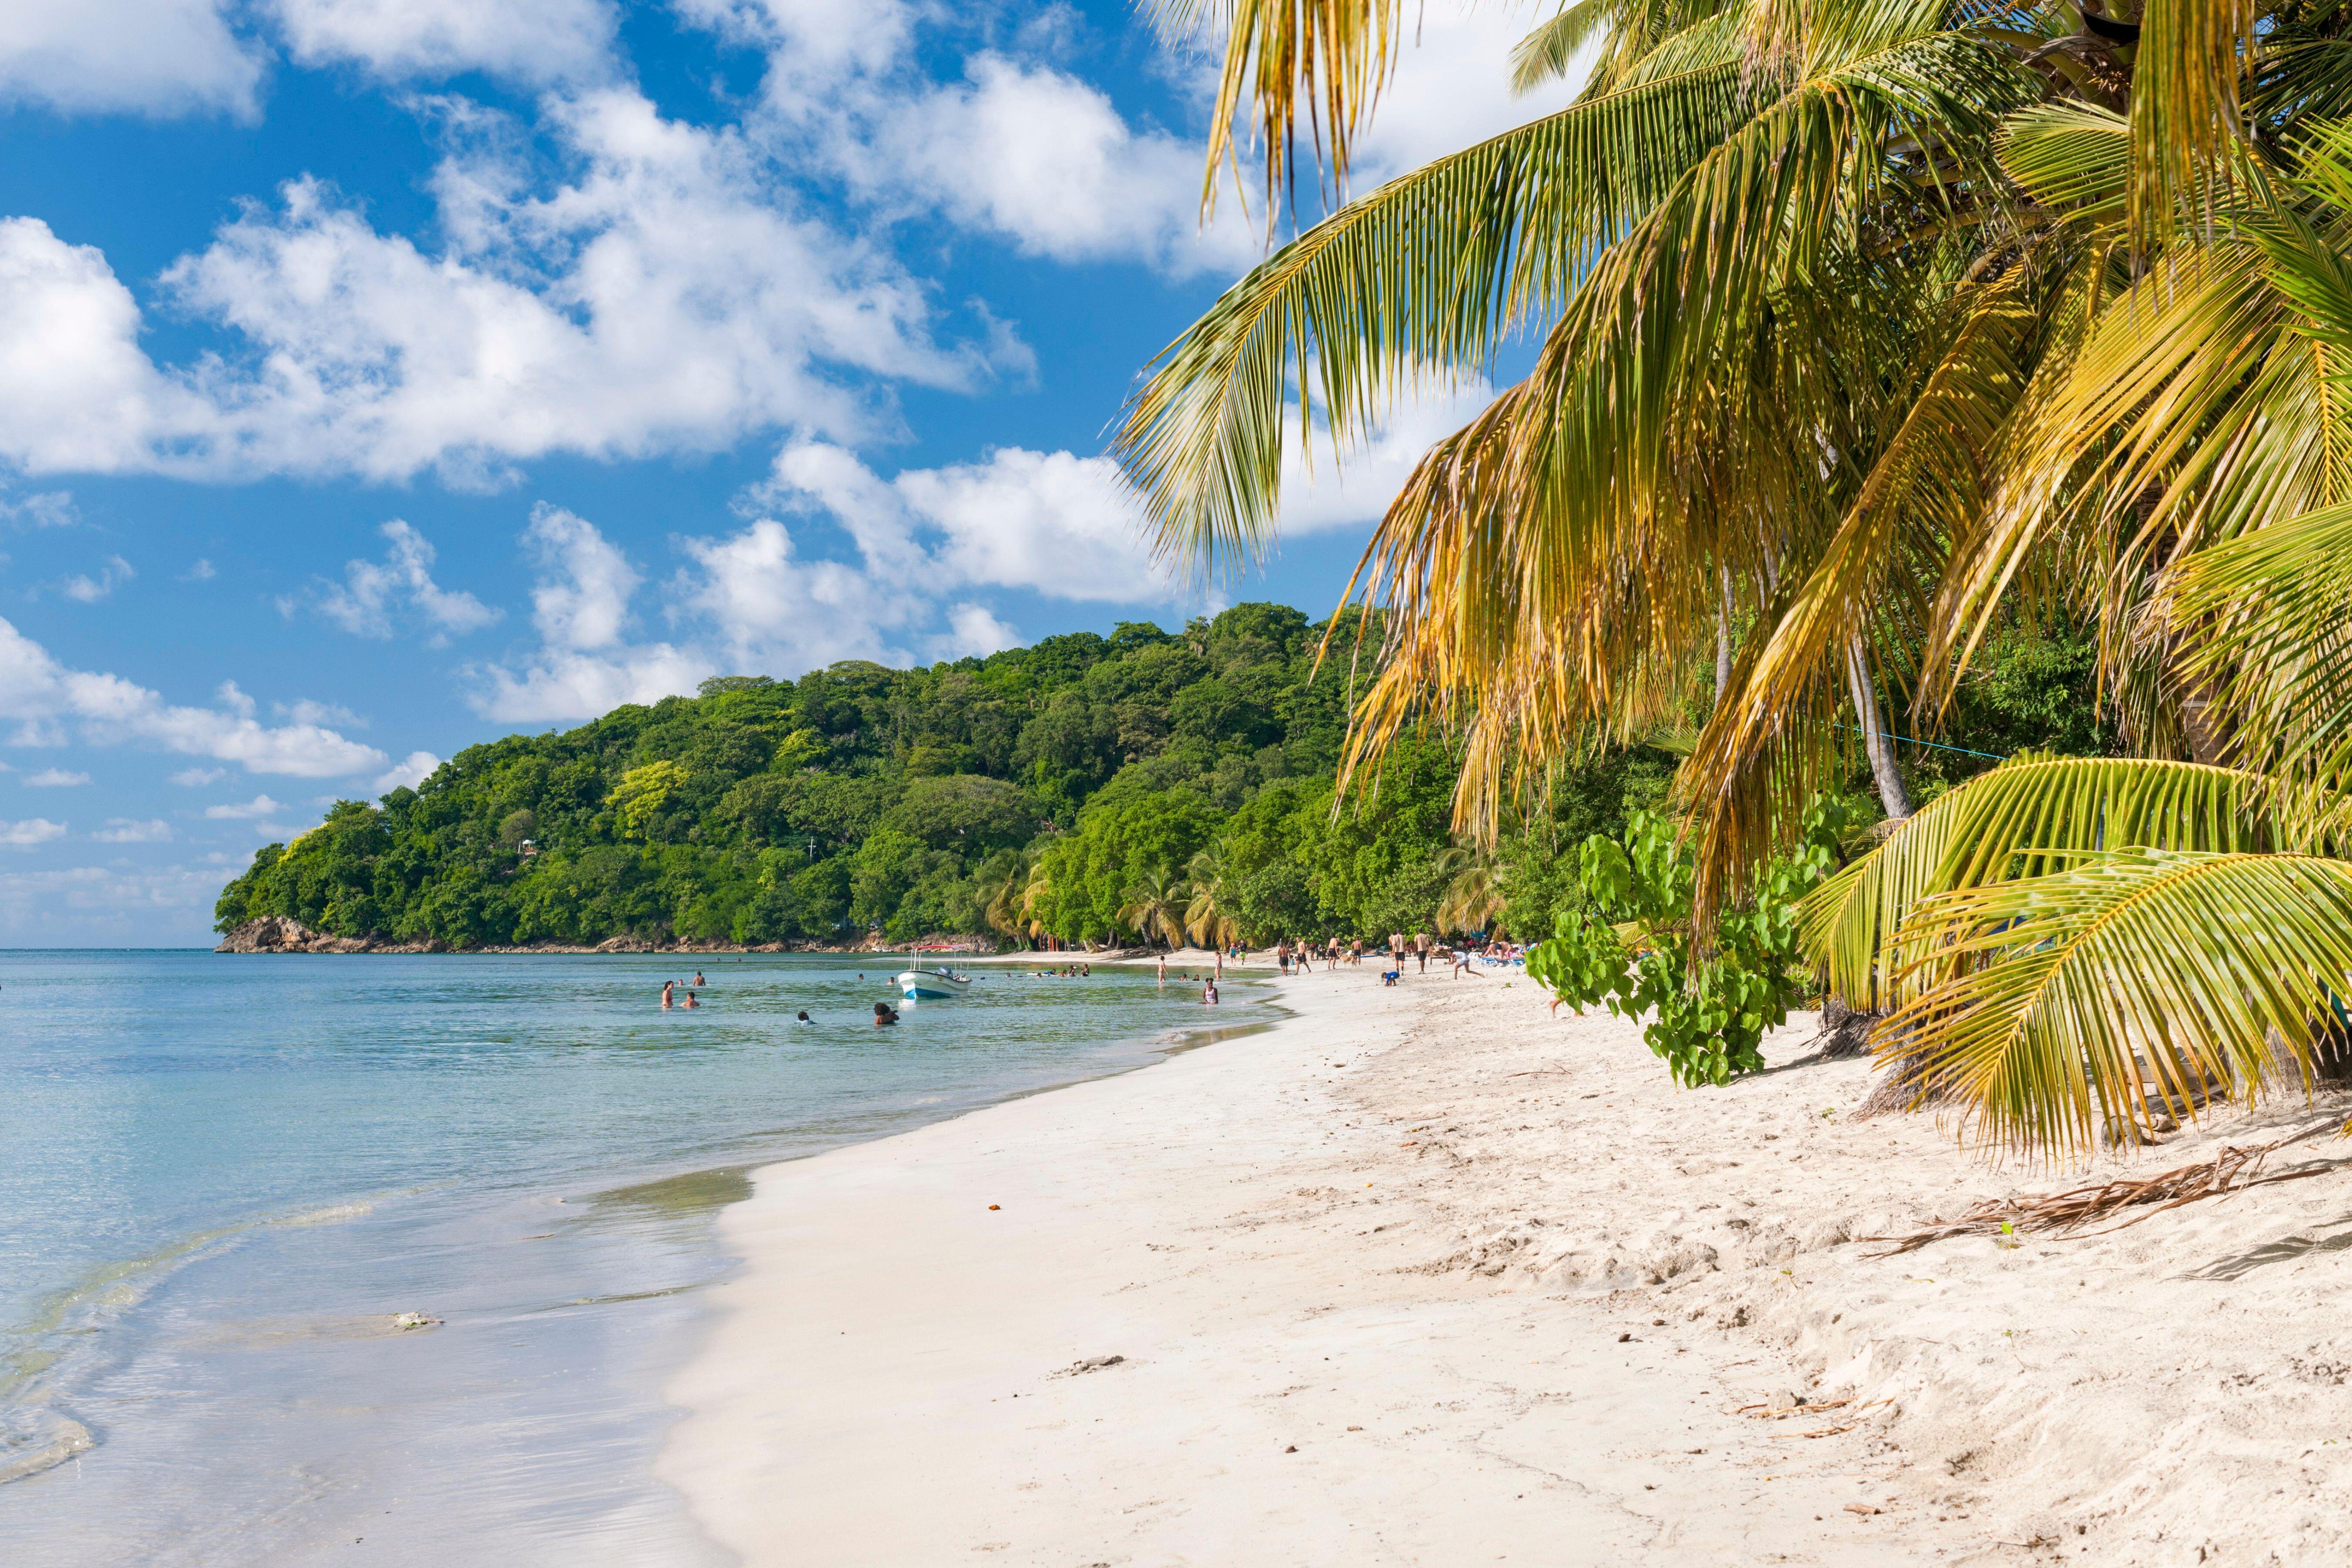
(796, 1010), (813, 1024)
(872, 1002), (899, 1027)
(661, 980), (675, 1009)
(683, 989), (700, 1009)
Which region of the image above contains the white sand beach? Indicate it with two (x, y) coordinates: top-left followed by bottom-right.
(662, 968), (2352, 1567)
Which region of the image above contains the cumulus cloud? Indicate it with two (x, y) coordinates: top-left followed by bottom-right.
(310, 520), (499, 642)
(0, 0), (264, 120)
(0, 861), (222, 942)
(24, 768), (89, 787)
(0, 491), (77, 529)
(864, 54), (1261, 275)
(0, 617), (385, 777)
(714, 1), (1257, 278)
(203, 795), (283, 820)
(93, 818), (173, 843)
(0, 818), (68, 846)
(373, 749), (442, 791)
(0, 91), (1016, 485)
(57, 553), (134, 602)
(470, 508), (711, 723)
(268, 0), (616, 86)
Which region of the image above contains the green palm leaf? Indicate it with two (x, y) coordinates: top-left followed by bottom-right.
(1800, 756), (2318, 1009)
(1883, 849), (2352, 1155)
(1117, 47), (1755, 575)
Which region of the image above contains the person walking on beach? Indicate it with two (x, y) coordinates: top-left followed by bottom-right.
(1389, 931), (1405, 969)
(1414, 931), (1430, 972)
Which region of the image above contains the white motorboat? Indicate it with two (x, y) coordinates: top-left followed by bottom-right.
(896, 967), (972, 1000)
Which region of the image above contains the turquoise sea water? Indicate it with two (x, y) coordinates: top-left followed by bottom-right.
(0, 950), (1266, 1566)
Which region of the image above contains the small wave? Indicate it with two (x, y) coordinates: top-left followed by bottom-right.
(0, 1407), (94, 1486)
(0, 1192), (385, 1483)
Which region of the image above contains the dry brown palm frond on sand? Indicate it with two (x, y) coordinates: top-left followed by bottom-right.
(1865, 1134), (2352, 1257)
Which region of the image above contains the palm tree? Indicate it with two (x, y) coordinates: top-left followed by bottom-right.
(979, 852), (1035, 946)
(1431, 844), (1505, 936)
(1183, 847), (1238, 949)
(1119, 867), (1194, 948)
(1126, 4), (2352, 1152)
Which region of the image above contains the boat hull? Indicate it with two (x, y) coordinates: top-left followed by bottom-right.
(896, 968), (972, 999)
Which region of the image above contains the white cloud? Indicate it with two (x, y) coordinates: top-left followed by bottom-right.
(58, 553), (134, 602)
(0, 0), (263, 120)
(472, 507), (714, 721)
(181, 557), (217, 581)
(720, 2), (1256, 278)
(372, 752), (442, 789)
(0, 861), (221, 942)
(269, 0), (616, 86)
(0, 490), (76, 528)
(0, 218), (218, 473)
(24, 768), (88, 787)
(0, 818), (68, 846)
(93, 818), (173, 843)
(1272, 377), (1501, 535)
(0, 617), (385, 777)
(895, 447), (1167, 601)
(869, 55), (1260, 276)
(0, 91), (1015, 485)
(1346, 4), (1590, 184)
(373, 750), (441, 791)
(474, 645), (712, 725)
(312, 520), (499, 642)
(522, 504), (638, 652)
(170, 766), (226, 786)
(204, 795), (284, 820)
(930, 603), (1021, 661)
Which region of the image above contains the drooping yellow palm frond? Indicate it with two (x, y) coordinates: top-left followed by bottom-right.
(2129, 0), (2259, 247)
(1119, 42), (1756, 576)
(1154, 0), (1399, 220)
(2162, 500), (2352, 790)
(1882, 849), (2352, 1155)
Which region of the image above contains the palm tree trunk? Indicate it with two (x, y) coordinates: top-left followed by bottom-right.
(1714, 566), (1734, 712)
(1846, 633), (1912, 820)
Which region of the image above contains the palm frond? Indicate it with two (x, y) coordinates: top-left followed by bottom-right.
(2162, 499), (2352, 789)
(1800, 755), (2320, 1010)
(1883, 849), (2352, 1155)
(1157, 0), (1399, 220)
(1117, 48), (1755, 575)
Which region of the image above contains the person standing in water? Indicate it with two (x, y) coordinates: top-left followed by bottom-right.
(683, 990), (700, 1009)
(1156, 954), (1167, 986)
(693, 970), (706, 987)
(872, 1002), (899, 1027)
(661, 980), (675, 1009)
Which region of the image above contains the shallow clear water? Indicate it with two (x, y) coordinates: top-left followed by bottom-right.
(0, 950), (1267, 1565)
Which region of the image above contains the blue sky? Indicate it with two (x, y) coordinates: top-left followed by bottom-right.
(0, 0), (1576, 944)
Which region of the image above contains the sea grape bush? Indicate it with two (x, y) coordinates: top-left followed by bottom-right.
(1526, 800), (1853, 1088)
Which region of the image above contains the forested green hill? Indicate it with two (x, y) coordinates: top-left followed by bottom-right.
(213, 603), (2106, 949)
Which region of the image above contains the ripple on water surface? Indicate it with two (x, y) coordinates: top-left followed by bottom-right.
(0, 950), (1268, 1565)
